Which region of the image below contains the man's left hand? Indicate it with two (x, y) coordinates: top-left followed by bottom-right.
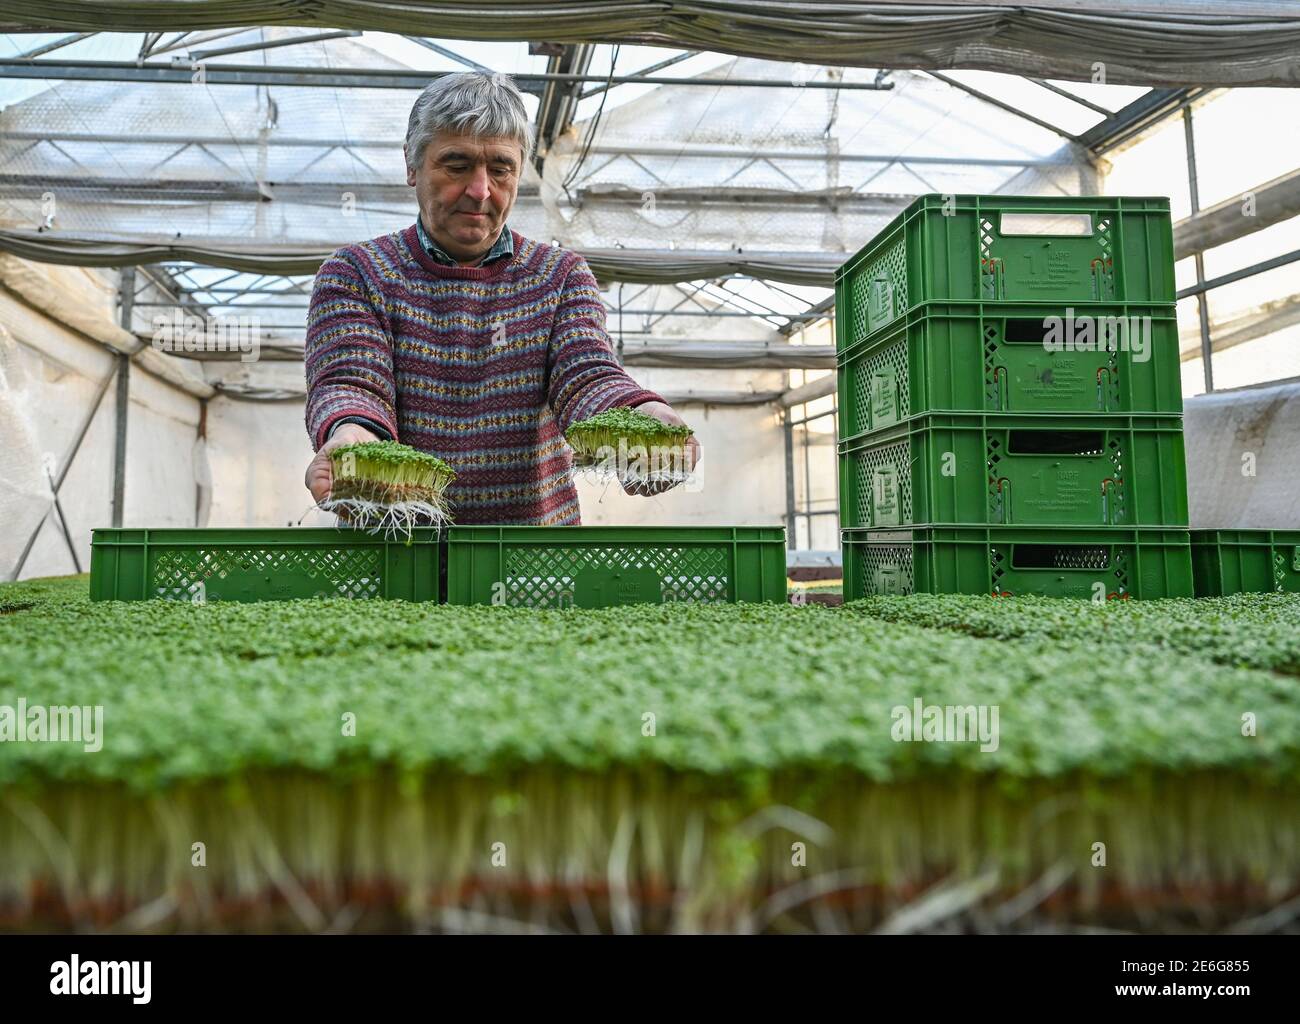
(623, 400), (702, 497)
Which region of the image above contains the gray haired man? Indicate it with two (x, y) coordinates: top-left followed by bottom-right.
(304, 72), (699, 523)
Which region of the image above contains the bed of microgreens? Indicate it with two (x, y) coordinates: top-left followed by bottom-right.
(2, 576), (1297, 787)
(2, 576), (1298, 933)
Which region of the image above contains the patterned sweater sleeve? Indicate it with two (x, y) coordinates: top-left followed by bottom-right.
(545, 254), (664, 432)
(304, 249), (400, 450)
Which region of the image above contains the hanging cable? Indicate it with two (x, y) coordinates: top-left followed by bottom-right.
(560, 44), (620, 204)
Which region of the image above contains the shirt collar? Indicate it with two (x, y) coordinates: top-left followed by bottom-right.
(416, 215), (513, 267)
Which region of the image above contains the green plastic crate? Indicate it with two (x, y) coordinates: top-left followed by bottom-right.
(835, 194), (1176, 350)
(1190, 529), (1300, 596)
(843, 526), (1194, 600)
(837, 301), (1182, 437)
(90, 527), (442, 602)
(838, 412), (1188, 529)
(446, 525), (786, 607)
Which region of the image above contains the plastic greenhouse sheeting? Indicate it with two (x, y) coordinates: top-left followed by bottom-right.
(0, 32), (1094, 281)
(1, 1), (1299, 86)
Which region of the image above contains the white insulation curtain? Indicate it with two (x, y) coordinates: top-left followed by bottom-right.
(0, 1), (1298, 87)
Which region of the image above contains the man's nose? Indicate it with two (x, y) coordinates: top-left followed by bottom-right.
(464, 164), (491, 203)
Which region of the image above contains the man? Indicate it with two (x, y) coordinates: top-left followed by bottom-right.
(304, 71), (700, 524)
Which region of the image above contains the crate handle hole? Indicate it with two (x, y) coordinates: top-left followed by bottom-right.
(999, 213), (1094, 236)
(1002, 318), (1052, 344)
(1011, 544), (1112, 570)
(1007, 430), (1104, 456)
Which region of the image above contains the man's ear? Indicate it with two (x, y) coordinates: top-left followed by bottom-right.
(404, 146), (417, 188)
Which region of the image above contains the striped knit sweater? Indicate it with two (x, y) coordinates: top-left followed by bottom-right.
(305, 223), (663, 525)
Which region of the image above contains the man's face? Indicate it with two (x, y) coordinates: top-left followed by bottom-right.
(405, 131), (522, 264)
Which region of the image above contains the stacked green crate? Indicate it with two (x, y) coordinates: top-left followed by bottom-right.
(89, 526), (789, 607)
(836, 195), (1191, 599)
(1190, 530), (1300, 595)
(90, 527), (444, 602)
(445, 526), (787, 607)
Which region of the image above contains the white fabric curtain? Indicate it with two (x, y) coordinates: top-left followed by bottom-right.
(1, 1), (1298, 87)
(0, 227), (846, 285)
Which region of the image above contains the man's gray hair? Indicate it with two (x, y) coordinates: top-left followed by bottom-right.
(405, 71), (534, 171)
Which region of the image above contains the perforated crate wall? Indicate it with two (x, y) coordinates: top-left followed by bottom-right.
(91, 528), (442, 602)
(984, 430), (1126, 524)
(842, 436), (914, 529)
(835, 194), (1175, 348)
(446, 526), (786, 607)
(980, 316), (1126, 411)
(836, 303), (1182, 440)
(988, 540), (1128, 597)
(978, 213), (1117, 301)
(842, 334), (912, 434)
(843, 527), (1193, 600)
(1190, 530), (1300, 596)
(844, 538), (914, 598)
(845, 234), (909, 342)
(501, 543), (731, 607)
(839, 413), (1187, 529)
(152, 546), (388, 600)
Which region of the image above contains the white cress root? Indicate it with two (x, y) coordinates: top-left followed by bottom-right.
(318, 497), (453, 540)
(321, 440), (456, 540)
(566, 408), (697, 495)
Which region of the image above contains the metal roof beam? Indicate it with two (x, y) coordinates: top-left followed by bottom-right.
(927, 71), (1079, 143)
(1177, 247), (1300, 300)
(137, 31), (162, 61)
(149, 27), (249, 58)
(0, 58), (895, 92)
(580, 49), (699, 99)
(1076, 87), (1207, 153)
(1173, 168), (1300, 261)
(779, 294), (834, 336)
(0, 174), (540, 203)
(190, 30), (361, 61)
(401, 36), (491, 73)
(573, 185), (911, 211)
(1026, 78), (1114, 117)
(0, 131), (1075, 168)
(1178, 293), (1300, 362)
(532, 44), (594, 173)
(780, 373), (836, 408)
(14, 32), (94, 59)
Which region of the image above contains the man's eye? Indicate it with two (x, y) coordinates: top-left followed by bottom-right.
(446, 163), (469, 173)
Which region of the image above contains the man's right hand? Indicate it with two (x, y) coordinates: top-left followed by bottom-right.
(305, 422), (380, 504)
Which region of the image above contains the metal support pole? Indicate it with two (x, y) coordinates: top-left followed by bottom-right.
(801, 420), (814, 547)
(111, 355), (130, 527)
(196, 398), (208, 527)
(113, 267), (136, 527)
(1177, 247), (1300, 300)
(1183, 108), (1214, 393)
(46, 468), (83, 574)
(9, 363), (118, 581)
(782, 407), (797, 550)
